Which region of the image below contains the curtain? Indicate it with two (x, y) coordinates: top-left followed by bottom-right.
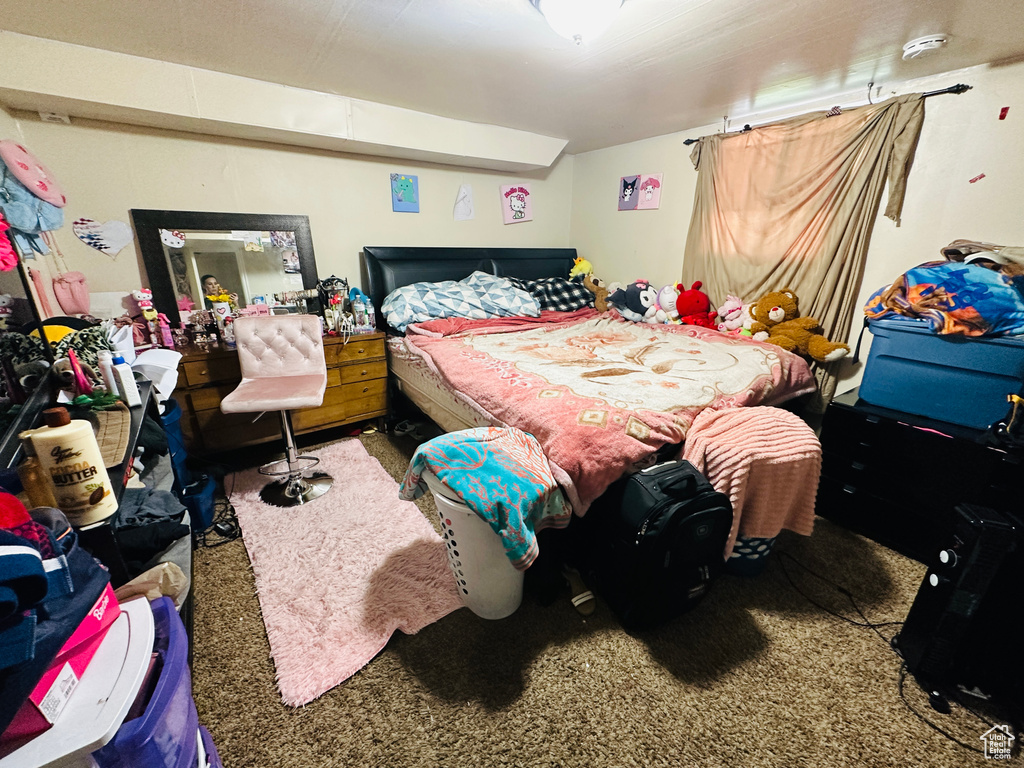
(682, 94), (925, 408)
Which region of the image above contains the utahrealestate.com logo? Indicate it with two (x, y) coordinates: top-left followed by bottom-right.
(980, 725), (1015, 760)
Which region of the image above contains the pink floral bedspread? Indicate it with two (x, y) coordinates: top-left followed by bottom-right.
(403, 311), (815, 514)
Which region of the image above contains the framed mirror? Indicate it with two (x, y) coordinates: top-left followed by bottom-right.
(131, 210), (319, 326)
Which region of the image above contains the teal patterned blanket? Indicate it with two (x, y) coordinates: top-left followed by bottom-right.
(400, 428), (571, 570)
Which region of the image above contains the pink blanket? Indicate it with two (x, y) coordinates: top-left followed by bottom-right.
(403, 313), (815, 513)
(682, 407), (822, 557)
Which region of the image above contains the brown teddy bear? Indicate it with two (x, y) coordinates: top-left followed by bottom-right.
(748, 289), (849, 363)
(584, 273), (610, 312)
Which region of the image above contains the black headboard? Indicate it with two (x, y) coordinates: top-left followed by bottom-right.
(362, 246), (578, 333)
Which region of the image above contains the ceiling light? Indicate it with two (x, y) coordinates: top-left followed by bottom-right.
(902, 35), (948, 60)
(531, 0), (624, 46)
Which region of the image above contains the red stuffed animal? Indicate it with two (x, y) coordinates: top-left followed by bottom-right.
(675, 281), (717, 328)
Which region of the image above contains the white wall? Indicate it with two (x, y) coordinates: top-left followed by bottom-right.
(570, 60), (1024, 390)
(5, 56), (1023, 397)
(0, 107), (574, 310)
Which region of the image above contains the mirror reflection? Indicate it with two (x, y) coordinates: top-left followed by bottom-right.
(159, 229), (307, 320)
(131, 210), (319, 326)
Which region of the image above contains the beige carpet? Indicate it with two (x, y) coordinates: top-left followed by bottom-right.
(192, 433), (1005, 767)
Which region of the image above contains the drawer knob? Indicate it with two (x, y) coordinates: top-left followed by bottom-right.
(357, 348), (366, 354)
(850, 461), (865, 471)
(362, 386), (369, 393)
(200, 369), (208, 376)
(842, 484), (857, 494)
(361, 369), (368, 375)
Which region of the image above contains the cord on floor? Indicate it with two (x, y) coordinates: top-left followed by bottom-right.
(774, 549), (1003, 757)
(193, 470), (240, 548)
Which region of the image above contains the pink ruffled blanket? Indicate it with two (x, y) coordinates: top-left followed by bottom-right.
(682, 407), (822, 557)
(402, 313), (815, 513)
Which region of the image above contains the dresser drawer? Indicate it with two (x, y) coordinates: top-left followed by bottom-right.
(193, 409), (280, 452)
(819, 404), (905, 458)
(815, 476), (947, 563)
(343, 378), (387, 419)
(327, 337), (385, 365)
(188, 384), (235, 412)
(338, 360), (387, 384)
(182, 357), (241, 387)
(291, 378), (387, 431)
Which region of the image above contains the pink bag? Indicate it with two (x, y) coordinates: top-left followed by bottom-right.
(52, 271), (89, 315)
(42, 231), (89, 315)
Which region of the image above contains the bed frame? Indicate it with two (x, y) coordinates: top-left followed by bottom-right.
(362, 246), (579, 334)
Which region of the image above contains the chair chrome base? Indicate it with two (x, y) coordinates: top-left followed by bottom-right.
(257, 410), (334, 507)
(260, 472), (333, 507)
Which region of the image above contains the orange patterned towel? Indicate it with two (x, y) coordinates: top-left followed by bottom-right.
(682, 407), (821, 558)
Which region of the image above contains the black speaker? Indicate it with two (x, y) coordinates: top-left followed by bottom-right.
(895, 504), (1018, 699)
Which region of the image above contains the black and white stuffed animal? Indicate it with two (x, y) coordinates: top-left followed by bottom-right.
(608, 279), (659, 323)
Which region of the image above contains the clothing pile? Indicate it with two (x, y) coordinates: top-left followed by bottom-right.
(865, 240), (1024, 336)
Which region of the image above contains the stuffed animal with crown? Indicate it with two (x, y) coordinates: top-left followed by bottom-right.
(569, 256), (593, 280)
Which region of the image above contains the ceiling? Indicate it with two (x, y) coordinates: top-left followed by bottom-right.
(2, 0), (1023, 154)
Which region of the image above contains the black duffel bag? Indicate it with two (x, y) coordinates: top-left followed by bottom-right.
(574, 460), (733, 628)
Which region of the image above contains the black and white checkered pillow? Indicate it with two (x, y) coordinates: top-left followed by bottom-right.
(507, 276), (594, 312)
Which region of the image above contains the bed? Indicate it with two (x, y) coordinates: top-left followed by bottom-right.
(363, 246), (817, 514)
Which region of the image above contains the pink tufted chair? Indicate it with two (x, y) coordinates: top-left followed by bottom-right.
(220, 314), (332, 506)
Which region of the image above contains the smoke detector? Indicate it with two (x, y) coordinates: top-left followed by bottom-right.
(902, 35), (948, 60)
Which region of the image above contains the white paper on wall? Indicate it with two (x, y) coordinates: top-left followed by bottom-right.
(453, 184), (474, 221)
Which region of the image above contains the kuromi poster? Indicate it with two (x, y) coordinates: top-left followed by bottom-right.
(618, 175), (640, 210)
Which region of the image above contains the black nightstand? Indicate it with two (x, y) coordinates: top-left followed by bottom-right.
(815, 388), (1021, 564)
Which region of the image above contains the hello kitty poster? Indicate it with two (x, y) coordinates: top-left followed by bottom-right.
(501, 184), (532, 224)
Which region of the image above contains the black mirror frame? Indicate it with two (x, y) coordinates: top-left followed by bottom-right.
(130, 209), (318, 326)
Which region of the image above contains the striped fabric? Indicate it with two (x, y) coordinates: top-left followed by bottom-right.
(682, 407), (821, 558)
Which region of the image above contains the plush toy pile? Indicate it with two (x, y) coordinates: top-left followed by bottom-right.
(566, 266), (849, 364)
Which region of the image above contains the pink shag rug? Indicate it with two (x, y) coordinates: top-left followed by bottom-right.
(232, 439), (463, 706)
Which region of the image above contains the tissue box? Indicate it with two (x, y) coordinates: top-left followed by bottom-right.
(2, 583), (121, 741)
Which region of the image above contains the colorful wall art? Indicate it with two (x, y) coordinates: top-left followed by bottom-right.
(618, 173), (664, 210)
(501, 184), (532, 224)
(391, 173), (420, 212)
(618, 175), (639, 210)
(637, 174), (663, 209)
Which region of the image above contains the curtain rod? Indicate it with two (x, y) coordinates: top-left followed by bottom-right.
(681, 83), (972, 145)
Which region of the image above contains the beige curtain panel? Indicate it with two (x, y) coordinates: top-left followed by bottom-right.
(682, 94), (925, 407)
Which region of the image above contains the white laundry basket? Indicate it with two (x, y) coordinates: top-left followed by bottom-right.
(423, 471), (524, 620)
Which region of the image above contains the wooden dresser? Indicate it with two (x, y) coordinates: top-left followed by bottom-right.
(173, 331), (388, 454)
